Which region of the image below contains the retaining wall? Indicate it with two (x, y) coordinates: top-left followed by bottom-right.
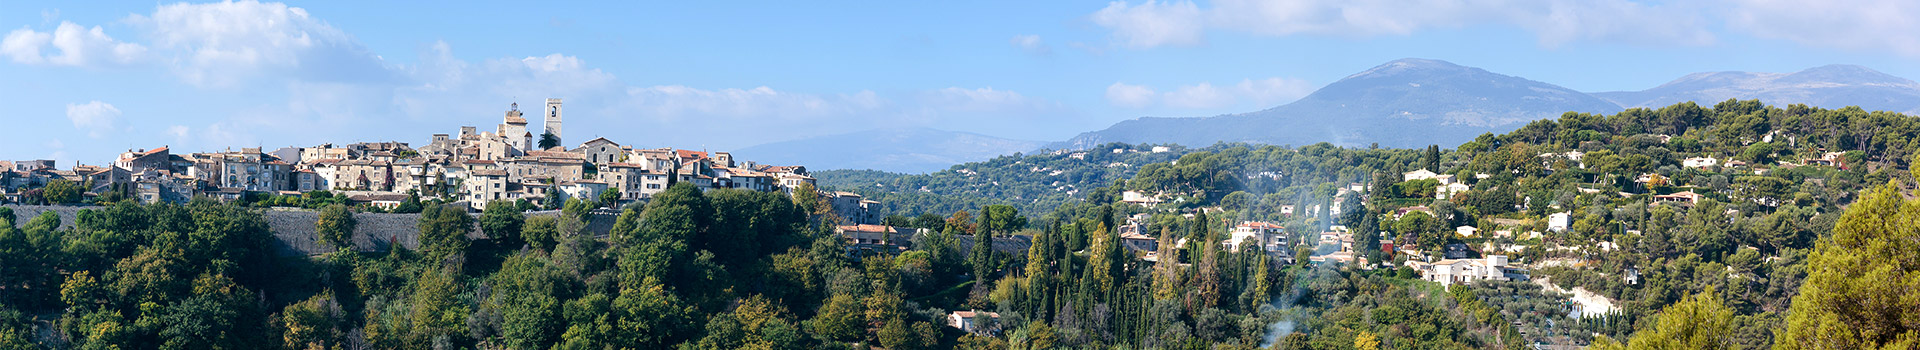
(4, 204), (619, 256)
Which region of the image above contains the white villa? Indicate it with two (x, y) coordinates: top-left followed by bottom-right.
(1411, 255), (1514, 286)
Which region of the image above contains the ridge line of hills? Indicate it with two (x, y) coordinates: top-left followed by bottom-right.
(746, 59), (1920, 174)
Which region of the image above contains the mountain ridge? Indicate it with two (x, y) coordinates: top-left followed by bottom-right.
(733, 127), (1043, 174)
(1054, 58), (1624, 150)
(1594, 64), (1920, 114)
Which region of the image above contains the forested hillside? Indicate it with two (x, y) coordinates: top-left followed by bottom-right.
(831, 98), (1920, 349)
(814, 143), (1195, 217)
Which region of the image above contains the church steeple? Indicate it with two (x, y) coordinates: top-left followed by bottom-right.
(543, 98), (563, 148)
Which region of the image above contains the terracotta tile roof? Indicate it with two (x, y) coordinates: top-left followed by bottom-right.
(1236, 221), (1284, 230)
(676, 149), (708, 160)
(837, 224), (901, 233)
(472, 169), (509, 176)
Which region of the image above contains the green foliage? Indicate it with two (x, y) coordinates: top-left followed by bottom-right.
(813, 143), (1189, 216)
(1591, 289), (1736, 350)
(597, 188), (620, 208)
(522, 216), (560, 251)
(316, 204), (356, 250)
(1776, 183), (1920, 350)
(978, 204), (1027, 235)
(417, 203), (473, 264)
(539, 132), (560, 150)
(275, 291), (347, 350)
(488, 251), (572, 349)
(480, 200), (526, 248)
(43, 179), (83, 204)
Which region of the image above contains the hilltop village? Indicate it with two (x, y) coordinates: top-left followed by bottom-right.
(0, 99), (881, 223)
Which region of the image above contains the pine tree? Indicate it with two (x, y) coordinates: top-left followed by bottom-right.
(1590, 289), (1735, 350)
(1776, 183), (1920, 349)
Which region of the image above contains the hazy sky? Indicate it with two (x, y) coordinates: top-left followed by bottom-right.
(3, 0), (1917, 165)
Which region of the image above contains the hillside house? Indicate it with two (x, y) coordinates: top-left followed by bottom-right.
(1411, 255), (1515, 286)
(1224, 221), (1286, 253)
(1804, 151), (1847, 168)
(1653, 191), (1703, 206)
(1436, 182), (1470, 199)
(1403, 169), (1438, 181)
(1682, 157), (1719, 169)
(1121, 191), (1163, 206)
(1549, 212), (1571, 232)
(949, 310), (1001, 333)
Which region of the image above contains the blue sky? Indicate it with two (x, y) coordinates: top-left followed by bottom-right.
(3, 0), (1917, 165)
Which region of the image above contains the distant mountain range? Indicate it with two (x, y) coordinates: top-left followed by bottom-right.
(1058, 59), (1920, 151)
(1594, 64), (1920, 114)
(1055, 58), (1624, 150)
(745, 59), (1920, 173)
(733, 128), (1043, 174)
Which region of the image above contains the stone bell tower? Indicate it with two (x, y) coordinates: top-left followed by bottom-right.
(543, 98), (563, 148)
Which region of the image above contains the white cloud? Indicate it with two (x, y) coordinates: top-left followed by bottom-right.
(0, 28), (50, 64)
(923, 87), (1043, 112)
(1010, 34), (1051, 55)
(167, 125), (191, 143)
(130, 0), (388, 87)
(66, 101), (122, 138)
(1235, 77), (1315, 106)
(1722, 0), (1920, 57)
(1093, 0), (1713, 49)
(1105, 82), (1157, 108)
(1162, 82), (1234, 109)
(1110, 77), (1315, 110)
(1091, 0), (1206, 48)
(0, 22), (147, 66)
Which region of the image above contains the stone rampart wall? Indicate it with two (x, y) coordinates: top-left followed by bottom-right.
(4, 205), (618, 257)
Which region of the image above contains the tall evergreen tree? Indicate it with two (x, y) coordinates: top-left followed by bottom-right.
(1424, 144), (1442, 171)
(969, 213), (995, 283)
(1355, 210), (1382, 266)
(1185, 213), (1220, 312)
(1777, 183), (1920, 349)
